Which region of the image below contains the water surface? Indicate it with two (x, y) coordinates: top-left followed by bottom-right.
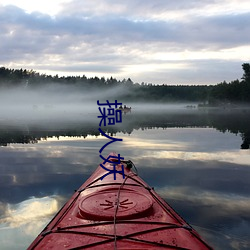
(0, 106), (250, 249)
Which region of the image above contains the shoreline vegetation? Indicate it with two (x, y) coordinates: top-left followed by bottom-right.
(0, 63), (250, 106)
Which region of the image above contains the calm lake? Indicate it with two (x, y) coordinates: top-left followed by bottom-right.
(0, 104), (250, 249)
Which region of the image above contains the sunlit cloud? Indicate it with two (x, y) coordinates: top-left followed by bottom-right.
(153, 46), (250, 62)
(0, 0), (66, 16)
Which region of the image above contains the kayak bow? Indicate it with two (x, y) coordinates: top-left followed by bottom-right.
(28, 152), (213, 249)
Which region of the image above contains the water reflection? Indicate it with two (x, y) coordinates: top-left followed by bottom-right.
(0, 108), (250, 249)
(0, 196), (62, 250)
(0, 107), (250, 149)
(0, 196), (59, 228)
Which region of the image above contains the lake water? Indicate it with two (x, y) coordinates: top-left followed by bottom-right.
(0, 104), (250, 249)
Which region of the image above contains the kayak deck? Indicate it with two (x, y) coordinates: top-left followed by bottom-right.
(28, 153), (213, 249)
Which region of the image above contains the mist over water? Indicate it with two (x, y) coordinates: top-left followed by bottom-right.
(0, 84), (197, 124)
(1, 84), (250, 148)
(0, 85), (96, 122)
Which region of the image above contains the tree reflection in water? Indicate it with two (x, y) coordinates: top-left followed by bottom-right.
(0, 108), (249, 149)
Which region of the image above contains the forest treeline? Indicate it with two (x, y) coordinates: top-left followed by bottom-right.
(0, 63), (249, 104)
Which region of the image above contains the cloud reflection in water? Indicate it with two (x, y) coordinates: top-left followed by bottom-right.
(0, 126), (250, 249)
(0, 196), (61, 250)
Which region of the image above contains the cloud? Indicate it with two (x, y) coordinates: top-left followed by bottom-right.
(9, 5), (248, 49)
(58, 0), (238, 19)
(0, 1), (250, 84)
(1, 6), (247, 51)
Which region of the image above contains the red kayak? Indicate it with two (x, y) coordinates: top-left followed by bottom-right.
(28, 153), (213, 249)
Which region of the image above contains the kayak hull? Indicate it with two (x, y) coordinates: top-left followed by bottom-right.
(28, 153), (213, 249)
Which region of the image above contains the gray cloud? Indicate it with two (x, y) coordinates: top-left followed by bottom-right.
(185, 13), (250, 49)
(1, 4), (249, 47)
(59, 0), (216, 18)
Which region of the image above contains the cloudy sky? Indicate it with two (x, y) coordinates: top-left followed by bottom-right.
(0, 0), (250, 85)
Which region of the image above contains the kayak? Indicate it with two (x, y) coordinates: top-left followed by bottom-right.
(28, 152), (213, 249)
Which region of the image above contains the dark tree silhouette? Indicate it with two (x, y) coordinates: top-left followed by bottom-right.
(0, 63), (250, 104)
